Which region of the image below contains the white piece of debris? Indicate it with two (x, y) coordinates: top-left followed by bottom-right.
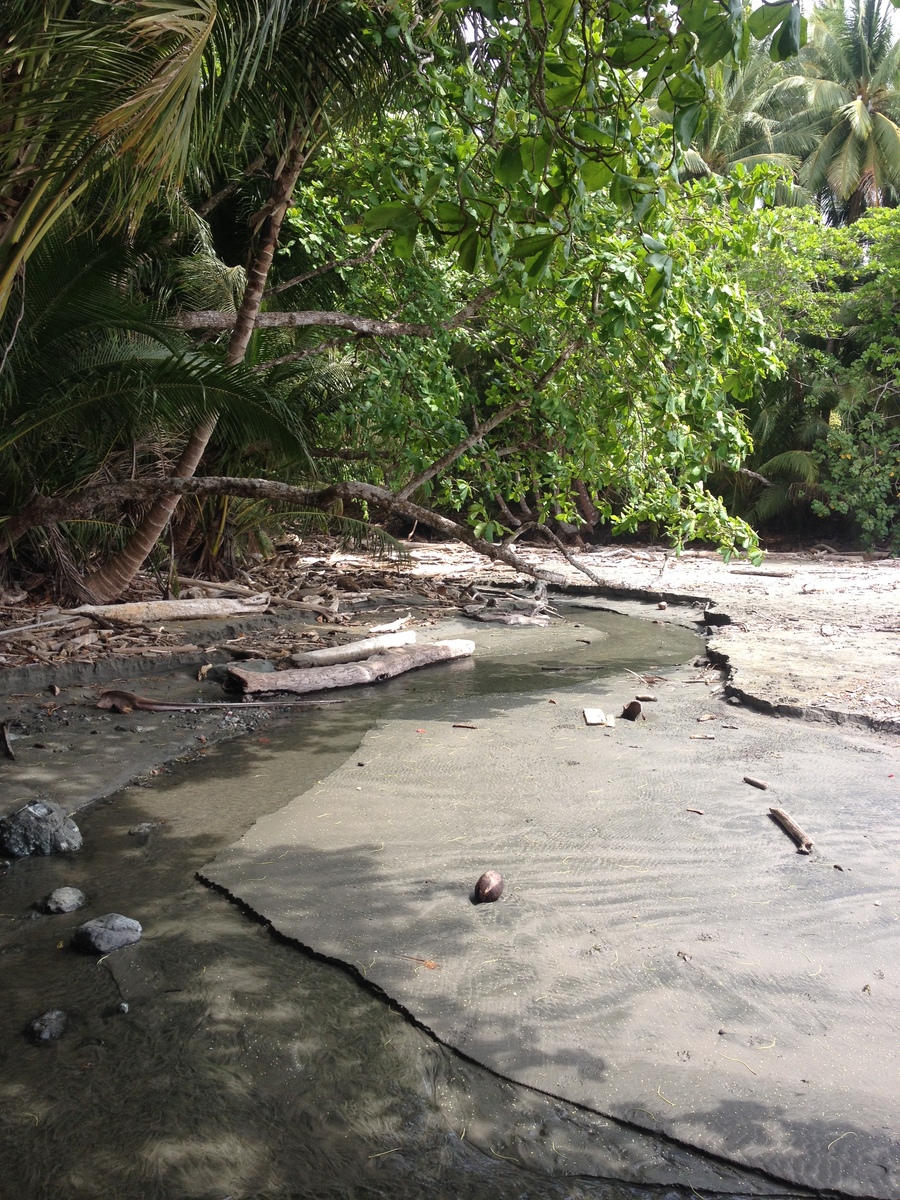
(583, 708), (615, 727)
(369, 613), (412, 634)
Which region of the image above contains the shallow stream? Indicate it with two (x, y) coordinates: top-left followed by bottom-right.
(0, 608), (804, 1199)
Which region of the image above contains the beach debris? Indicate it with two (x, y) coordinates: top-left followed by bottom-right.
(583, 708), (614, 727)
(690, 733), (715, 740)
(66, 595), (270, 624)
(290, 630), (415, 667)
(743, 776), (769, 791)
(621, 700), (644, 721)
(657, 601), (667, 610)
(769, 807), (814, 854)
(95, 689), (345, 713)
(1, 722), (15, 760)
(452, 723), (477, 729)
(686, 808), (704, 815)
(625, 669), (667, 686)
(369, 614), (411, 634)
(399, 955), (441, 970)
(465, 608), (551, 626)
(635, 694), (657, 702)
(230, 639), (475, 695)
(474, 870), (504, 903)
(697, 713), (716, 722)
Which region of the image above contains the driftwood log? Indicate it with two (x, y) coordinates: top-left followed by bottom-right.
(68, 595), (269, 624)
(769, 807), (814, 854)
(229, 639), (475, 695)
(290, 631), (416, 667)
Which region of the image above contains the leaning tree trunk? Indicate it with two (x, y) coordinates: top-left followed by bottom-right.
(81, 137), (309, 603)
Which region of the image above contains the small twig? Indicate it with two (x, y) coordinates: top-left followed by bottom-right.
(743, 775), (769, 790)
(1, 723), (15, 761)
(718, 1053), (757, 1075)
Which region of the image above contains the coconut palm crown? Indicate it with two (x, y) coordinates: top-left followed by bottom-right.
(792, 0), (900, 221)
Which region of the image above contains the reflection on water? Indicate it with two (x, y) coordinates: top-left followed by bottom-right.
(0, 609), (784, 1198)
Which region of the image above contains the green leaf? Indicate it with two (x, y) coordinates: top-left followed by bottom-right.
(607, 30), (662, 69)
(520, 135), (554, 175)
(770, 3), (801, 60)
(456, 228), (482, 273)
(434, 201), (470, 230)
(580, 158), (614, 192)
(747, 1), (790, 39)
(363, 202), (416, 234)
(510, 232), (558, 260)
(674, 103), (703, 146)
(641, 233), (666, 253)
(495, 138), (524, 187)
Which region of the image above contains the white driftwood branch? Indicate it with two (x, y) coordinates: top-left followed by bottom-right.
(230, 639), (475, 694)
(67, 595), (270, 624)
(290, 631), (416, 667)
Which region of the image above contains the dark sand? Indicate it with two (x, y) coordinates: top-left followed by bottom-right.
(203, 616), (900, 1197)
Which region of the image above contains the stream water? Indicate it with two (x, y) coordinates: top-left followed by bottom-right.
(0, 608), (800, 1200)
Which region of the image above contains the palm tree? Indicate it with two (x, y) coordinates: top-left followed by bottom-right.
(788, 0), (900, 221)
(676, 45), (808, 184)
(0, 0), (420, 600)
(0, 223), (318, 591)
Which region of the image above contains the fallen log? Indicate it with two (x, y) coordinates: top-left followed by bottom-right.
(290, 630), (416, 667)
(67, 595), (270, 624)
(229, 639), (475, 695)
(769, 807), (814, 854)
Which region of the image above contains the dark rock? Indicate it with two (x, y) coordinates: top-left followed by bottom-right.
(72, 913), (142, 954)
(26, 1009), (68, 1044)
(0, 800), (83, 858)
(474, 870), (504, 903)
(40, 886), (87, 914)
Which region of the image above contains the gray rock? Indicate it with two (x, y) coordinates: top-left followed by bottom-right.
(25, 1009), (68, 1044)
(72, 913), (142, 954)
(40, 886), (87, 914)
(0, 800), (83, 858)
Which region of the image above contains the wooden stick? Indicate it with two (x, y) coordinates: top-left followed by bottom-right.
(769, 807), (813, 854)
(1, 723), (15, 760)
(743, 776), (769, 790)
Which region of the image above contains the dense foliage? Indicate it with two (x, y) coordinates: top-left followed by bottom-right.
(5, 0), (899, 599)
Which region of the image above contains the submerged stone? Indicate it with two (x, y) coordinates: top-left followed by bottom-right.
(25, 1010), (68, 1044)
(40, 887), (87, 914)
(72, 913), (142, 954)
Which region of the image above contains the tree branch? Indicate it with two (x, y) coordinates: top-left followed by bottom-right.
(395, 338), (585, 500)
(0, 477), (568, 583)
(174, 309), (437, 335)
(264, 233), (389, 297)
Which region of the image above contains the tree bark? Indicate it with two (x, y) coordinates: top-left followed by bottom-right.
(80, 134), (311, 603)
(230, 639), (476, 694)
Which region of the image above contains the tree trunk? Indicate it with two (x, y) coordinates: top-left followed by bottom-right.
(81, 137), (310, 603)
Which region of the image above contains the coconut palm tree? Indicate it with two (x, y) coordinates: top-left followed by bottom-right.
(788, 0), (900, 221)
(676, 44), (808, 184)
(0, 0), (422, 600)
